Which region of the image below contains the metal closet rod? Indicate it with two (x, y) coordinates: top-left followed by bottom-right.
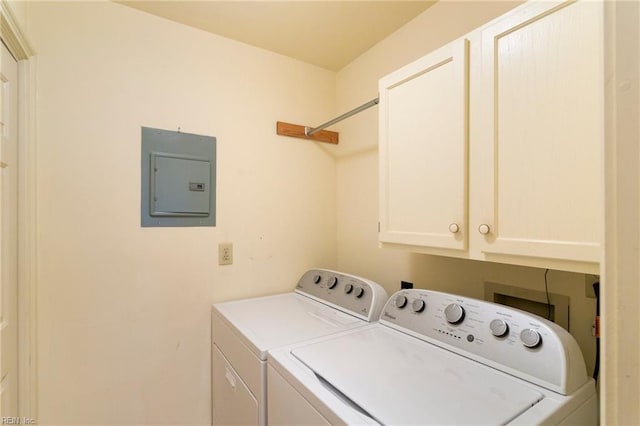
(305, 97), (379, 136)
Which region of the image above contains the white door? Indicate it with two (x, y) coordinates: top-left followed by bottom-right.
(0, 40), (19, 416)
(476, 0), (603, 263)
(379, 38), (469, 251)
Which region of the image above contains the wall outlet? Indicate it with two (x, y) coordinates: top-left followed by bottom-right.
(219, 243), (233, 265)
(585, 274), (599, 299)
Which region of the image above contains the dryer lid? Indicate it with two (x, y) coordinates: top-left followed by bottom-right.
(292, 326), (545, 425)
(214, 293), (364, 360)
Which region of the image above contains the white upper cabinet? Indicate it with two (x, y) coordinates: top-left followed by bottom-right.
(379, 38), (469, 251)
(475, 1), (603, 266)
(379, 0), (603, 274)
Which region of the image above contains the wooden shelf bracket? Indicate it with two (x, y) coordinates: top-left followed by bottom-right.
(276, 121), (339, 144)
(276, 97), (379, 145)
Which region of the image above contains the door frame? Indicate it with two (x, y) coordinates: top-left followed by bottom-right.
(1, 0), (37, 419)
(603, 1), (640, 424)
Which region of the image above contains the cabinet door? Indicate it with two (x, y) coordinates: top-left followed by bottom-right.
(476, 0), (603, 264)
(379, 38), (469, 251)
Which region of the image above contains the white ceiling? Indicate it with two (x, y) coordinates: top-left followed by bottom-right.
(117, 1), (436, 71)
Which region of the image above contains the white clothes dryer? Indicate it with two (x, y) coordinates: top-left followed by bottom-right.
(210, 269), (388, 426)
(268, 289), (597, 425)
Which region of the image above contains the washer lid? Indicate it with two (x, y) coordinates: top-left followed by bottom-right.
(214, 293), (364, 360)
(292, 326), (544, 425)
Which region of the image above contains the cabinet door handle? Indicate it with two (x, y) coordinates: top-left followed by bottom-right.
(478, 224), (491, 235)
(449, 223), (460, 234)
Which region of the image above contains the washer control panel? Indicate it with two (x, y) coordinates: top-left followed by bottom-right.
(381, 289), (588, 395)
(295, 269), (388, 322)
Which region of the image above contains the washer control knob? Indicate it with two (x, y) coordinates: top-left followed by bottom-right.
(394, 295), (408, 309)
(328, 277), (338, 289)
(313, 274), (322, 284)
(489, 319), (509, 337)
(449, 223), (460, 234)
(444, 303), (465, 324)
(354, 287), (365, 298)
(412, 299), (426, 313)
(478, 224), (491, 235)
(520, 329), (542, 348)
(344, 283), (354, 294)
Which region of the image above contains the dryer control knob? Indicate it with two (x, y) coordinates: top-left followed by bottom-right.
(344, 283), (353, 294)
(328, 277), (338, 289)
(520, 329), (542, 348)
(489, 319), (509, 337)
(444, 303), (465, 324)
(394, 295), (408, 309)
(412, 299), (426, 313)
(354, 287), (365, 298)
(313, 274), (322, 284)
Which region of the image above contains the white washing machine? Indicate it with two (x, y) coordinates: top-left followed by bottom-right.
(210, 269), (388, 426)
(268, 289), (598, 425)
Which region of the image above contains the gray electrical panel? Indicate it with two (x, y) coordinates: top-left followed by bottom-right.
(141, 127), (216, 227)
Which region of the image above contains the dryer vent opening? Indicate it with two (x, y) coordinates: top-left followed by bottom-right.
(484, 282), (570, 331)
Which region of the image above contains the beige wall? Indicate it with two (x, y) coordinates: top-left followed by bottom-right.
(333, 0), (598, 378)
(14, 0), (619, 424)
(27, 2), (336, 424)
(5, 0), (28, 32)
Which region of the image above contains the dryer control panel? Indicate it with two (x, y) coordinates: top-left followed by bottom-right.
(295, 269), (388, 323)
(380, 289), (589, 396)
